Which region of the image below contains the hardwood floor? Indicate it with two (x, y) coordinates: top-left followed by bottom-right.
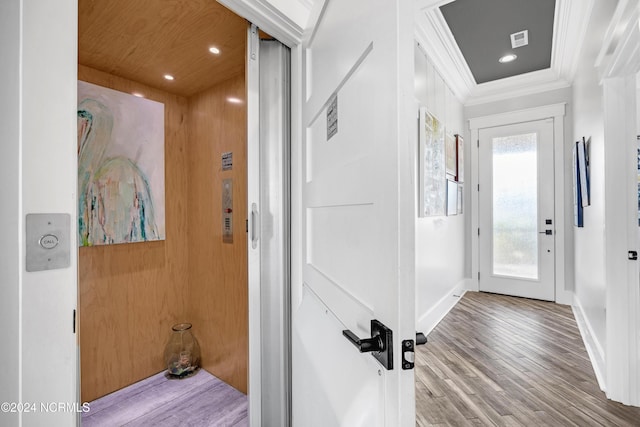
(415, 291), (640, 426)
(82, 370), (247, 426)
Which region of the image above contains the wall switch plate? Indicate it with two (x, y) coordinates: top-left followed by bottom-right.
(26, 213), (71, 272)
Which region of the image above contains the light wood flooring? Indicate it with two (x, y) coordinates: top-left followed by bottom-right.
(82, 370), (247, 426)
(415, 291), (640, 426)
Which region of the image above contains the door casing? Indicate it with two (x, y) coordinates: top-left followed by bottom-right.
(469, 103), (570, 304)
(478, 119), (556, 301)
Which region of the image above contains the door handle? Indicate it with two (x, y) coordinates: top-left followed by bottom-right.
(342, 330), (384, 353)
(342, 319), (393, 370)
(538, 230), (553, 235)
(250, 203), (259, 249)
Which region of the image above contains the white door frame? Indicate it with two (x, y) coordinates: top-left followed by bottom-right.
(217, 1), (308, 425)
(597, 0), (640, 406)
(1, 1), (79, 426)
(477, 119), (556, 301)
(469, 103), (571, 304)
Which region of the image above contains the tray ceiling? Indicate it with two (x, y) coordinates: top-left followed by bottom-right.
(416, 0), (594, 105)
(439, 0), (556, 84)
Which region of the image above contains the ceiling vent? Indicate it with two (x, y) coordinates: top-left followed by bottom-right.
(510, 30), (529, 48)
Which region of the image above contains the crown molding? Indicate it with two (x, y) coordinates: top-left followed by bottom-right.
(415, 0), (594, 106)
(597, 0), (640, 80)
(414, 6), (474, 102)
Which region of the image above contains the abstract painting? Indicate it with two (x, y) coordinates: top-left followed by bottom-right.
(419, 107), (446, 216)
(77, 80), (165, 246)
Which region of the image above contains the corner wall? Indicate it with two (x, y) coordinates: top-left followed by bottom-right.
(414, 44), (467, 333)
(187, 74), (248, 394)
(569, 0), (618, 388)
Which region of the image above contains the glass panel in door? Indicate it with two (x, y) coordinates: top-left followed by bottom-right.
(492, 133), (538, 280)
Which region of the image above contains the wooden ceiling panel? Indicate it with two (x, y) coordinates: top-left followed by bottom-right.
(79, 0), (246, 97)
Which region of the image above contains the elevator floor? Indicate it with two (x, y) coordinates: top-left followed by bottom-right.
(82, 369), (248, 426)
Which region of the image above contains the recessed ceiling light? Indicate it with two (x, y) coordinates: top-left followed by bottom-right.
(132, 92), (144, 98)
(209, 46), (221, 55)
(227, 97), (243, 104)
(498, 54), (517, 63)
(164, 74), (175, 81)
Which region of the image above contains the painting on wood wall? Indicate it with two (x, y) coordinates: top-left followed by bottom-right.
(77, 80), (165, 246)
(419, 107), (446, 216)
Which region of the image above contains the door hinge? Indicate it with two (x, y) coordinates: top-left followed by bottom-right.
(73, 309), (76, 334)
(477, 139), (479, 147)
(478, 271), (480, 280)
(477, 184), (479, 191)
(477, 228), (480, 236)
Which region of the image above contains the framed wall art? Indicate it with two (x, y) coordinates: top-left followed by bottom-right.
(77, 80), (166, 246)
(456, 134), (464, 182)
(418, 107), (446, 217)
(445, 131), (457, 179)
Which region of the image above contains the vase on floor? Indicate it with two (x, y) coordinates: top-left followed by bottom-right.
(164, 323), (201, 378)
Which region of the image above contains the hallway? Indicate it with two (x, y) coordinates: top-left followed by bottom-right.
(415, 292), (640, 426)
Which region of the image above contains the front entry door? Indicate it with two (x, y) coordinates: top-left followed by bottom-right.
(478, 119), (555, 301)
(291, 0), (415, 426)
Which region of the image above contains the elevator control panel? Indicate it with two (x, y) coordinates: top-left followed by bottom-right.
(222, 179), (233, 243)
(26, 213), (71, 272)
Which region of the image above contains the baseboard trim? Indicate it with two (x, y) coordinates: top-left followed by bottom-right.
(416, 281), (467, 335)
(572, 296), (607, 392)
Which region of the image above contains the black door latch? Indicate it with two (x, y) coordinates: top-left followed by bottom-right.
(629, 251), (638, 260)
(401, 332), (428, 370)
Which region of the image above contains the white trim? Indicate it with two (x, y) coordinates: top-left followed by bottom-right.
(469, 103), (568, 304)
(416, 282), (467, 335)
(551, 0), (595, 83)
(414, 0), (593, 106)
(603, 76), (639, 406)
(468, 103), (566, 130)
(414, 8), (474, 102)
(217, 0), (303, 47)
(597, 0), (640, 408)
(572, 297), (607, 392)
(598, 2), (640, 80)
(246, 24), (262, 427)
(464, 71), (570, 107)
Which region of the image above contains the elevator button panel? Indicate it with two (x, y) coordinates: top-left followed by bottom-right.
(26, 213), (71, 272)
(222, 179), (233, 243)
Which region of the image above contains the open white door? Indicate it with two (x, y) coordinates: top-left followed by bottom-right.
(292, 1), (416, 426)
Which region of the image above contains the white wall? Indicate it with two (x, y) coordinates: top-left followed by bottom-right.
(570, 0), (618, 385)
(414, 44), (467, 333)
(0, 1), (79, 425)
